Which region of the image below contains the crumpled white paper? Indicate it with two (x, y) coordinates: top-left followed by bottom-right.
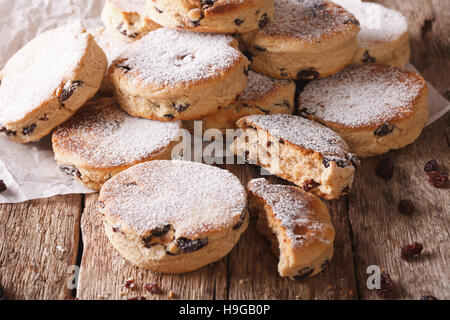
(0, 0), (449, 203)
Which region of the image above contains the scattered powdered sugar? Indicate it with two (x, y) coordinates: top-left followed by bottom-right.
(115, 28), (242, 86)
(262, 0), (357, 41)
(299, 64), (425, 127)
(111, 0), (146, 16)
(333, 0), (408, 46)
(0, 26), (89, 123)
(248, 178), (332, 247)
(90, 27), (132, 67)
(99, 160), (246, 237)
(53, 98), (181, 168)
(241, 71), (287, 101)
(244, 114), (351, 160)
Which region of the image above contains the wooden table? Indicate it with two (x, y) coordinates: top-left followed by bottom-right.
(0, 0), (448, 300)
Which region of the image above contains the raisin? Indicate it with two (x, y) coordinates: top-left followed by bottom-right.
(164, 114), (175, 120)
(401, 242), (423, 260)
(59, 166), (82, 178)
(303, 179), (320, 192)
(427, 170), (448, 188)
(279, 139), (285, 144)
(398, 200), (414, 215)
(0, 180), (7, 193)
(0, 127), (16, 137)
(344, 18), (360, 26)
(232, 211), (246, 230)
(293, 267), (314, 280)
(280, 68), (288, 77)
(323, 157), (347, 168)
(116, 63), (131, 73)
(152, 224), (171, 237)
(258, 13), (270, 28)
(173, 103), (190, 112)
(341, 186), (350, 194)
(348, 154), (359, 168)
(297, 69), (320, 80)
(176, 238), (208, 253)
(22, 124), (37, 136)
(112, 227), (121, 233)
(154, 7), (163, 14)
(244, 150), (250, 161)
(424, 159), (439, 173)
(374, 124), (395, 137)
(320, 259), (330, 270)
(144, 283), (161, 294)
(376, 272), (395, 299)
(128, 296), (146, 300)
(254, 45), (266, 52)
(142, 235), (153, 248)
(420, 295), (438, 300)
(255, 106), (270, 115)
(123, 279), (135, 289)
(60, 81), (83, 104)
(362, 50), (376, 63)
(234, 19), (244, 26)
(375, 158), (394, 180)
(39, 114), (49, 121)
(266, 141), (272, 148)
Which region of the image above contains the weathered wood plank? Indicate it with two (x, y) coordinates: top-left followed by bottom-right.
(76, 193), (227, 300)
(348, 114), (449, 300)
(0, 195), (82, 300)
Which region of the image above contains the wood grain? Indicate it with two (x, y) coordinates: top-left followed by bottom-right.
(0, 195), (82, 300)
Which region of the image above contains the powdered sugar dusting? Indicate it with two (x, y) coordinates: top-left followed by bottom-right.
(115, 28), (242, 86)
(262, 0), (358, 41)
(299, 64), (425, 127)
(0, 26), (89, 123)
(111, 0), (146, 16)
(333, 0), (408, 46)
(99, 160), (246, 237)
(53, 98), (181, 168)
(244, 114), (351, 160)
(241, 71), (288, 101)
(90, 27), (132, 67)
(248, 178), (332, 248)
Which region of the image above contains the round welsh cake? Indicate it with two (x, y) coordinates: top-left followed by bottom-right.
(109, 28), (249, 121)
(97, 160), (248, 273)
(299, 64), (428, 157)
(146, 0), (274, 34)
(0, 26), (107, 143)
(52, 98), (181, 190)
(239, 0), (360, 79)
(333, 0), (410, 67)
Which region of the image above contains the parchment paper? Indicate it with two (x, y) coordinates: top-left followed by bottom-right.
(0, 0), (448, 203)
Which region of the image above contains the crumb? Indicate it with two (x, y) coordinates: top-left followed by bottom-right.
(56, 246), (66, 254)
